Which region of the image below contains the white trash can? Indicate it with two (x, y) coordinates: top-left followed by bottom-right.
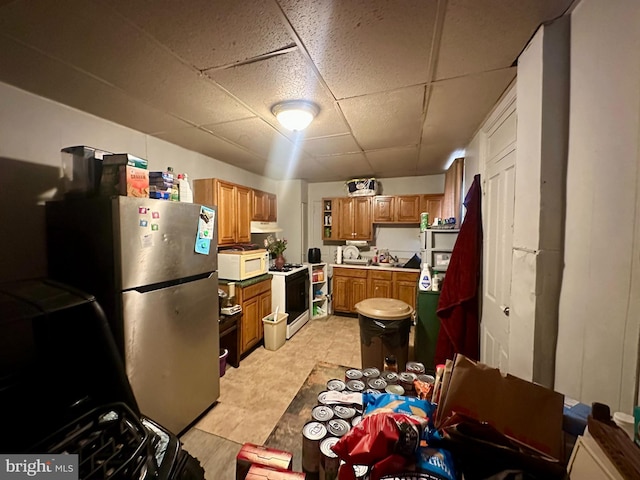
(262, 312), (289, 351)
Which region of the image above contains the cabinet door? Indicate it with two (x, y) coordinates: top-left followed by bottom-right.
(373, 196), (395, 223)
(241, 295), (260, 354)
(259, 291), (272, 340)
(337, 197), (354, 240)
(353, 197), (372, 240)
(267, 193), (277, 222)
(368, 270), (393, 298)
(421, 194), (444, 223)
(236, 186), (252, 243)
(252, 190), (267, 221)
(351, 278), (368, 312)
(333, 275), (350, 313)
(369, 277), (392, 298)
(396, 195), (421, 223)
(193, 178), (216, 208)
(217, 181), (237, 245)
(393, 272), (419, 312)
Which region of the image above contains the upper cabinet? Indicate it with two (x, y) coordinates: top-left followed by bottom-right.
(337, 197), (372, 240)
(193, 178), (251, 245)
(373, 195), (422, 223)
(421, 194), (444, 223)
(252, 189), (277, 222)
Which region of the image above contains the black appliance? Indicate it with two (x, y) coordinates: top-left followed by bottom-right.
(308, 248), (321, 264)
(0, 279), (204, 479)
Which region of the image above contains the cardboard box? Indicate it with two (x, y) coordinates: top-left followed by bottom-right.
(236, 444), (293, 480)
(100, 164), (149, 198)
(246, 465), (305, 480)
(435, 354), (565, 460)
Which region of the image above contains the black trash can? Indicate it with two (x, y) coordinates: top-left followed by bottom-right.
(355, 298), (413, 372)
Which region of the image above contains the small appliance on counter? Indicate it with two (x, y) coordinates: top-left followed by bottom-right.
(218, 249), (269, 281)
(308, 247), (321, 263)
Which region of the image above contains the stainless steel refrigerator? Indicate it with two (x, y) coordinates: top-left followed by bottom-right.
(46, 196), (219, 435)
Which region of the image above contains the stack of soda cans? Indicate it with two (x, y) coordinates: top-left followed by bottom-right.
(301, 363), (434, 480)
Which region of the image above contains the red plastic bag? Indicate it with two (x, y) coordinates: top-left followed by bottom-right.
(331, 413), (428, 480)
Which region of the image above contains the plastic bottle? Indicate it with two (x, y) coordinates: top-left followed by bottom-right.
(419, 263), (432, 291)
(432, 271), (440, 292)
(179, 173), (193, 203)
(384, 355), (398, 372)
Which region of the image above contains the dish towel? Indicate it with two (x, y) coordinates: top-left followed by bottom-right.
(434, 174), (483, 365)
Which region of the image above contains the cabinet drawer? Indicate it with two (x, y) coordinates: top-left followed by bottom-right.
(240, 278), (271, 299)
(333, 267), (368, 279)
(393, 271), (419, 283)
(369, 270), (393, 281)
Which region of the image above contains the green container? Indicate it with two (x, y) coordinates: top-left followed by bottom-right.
(415, 290), (440, 373)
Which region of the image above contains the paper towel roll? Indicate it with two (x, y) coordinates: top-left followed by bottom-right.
(336, 246), (343, 264)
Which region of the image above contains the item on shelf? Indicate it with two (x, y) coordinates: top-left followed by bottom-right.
(345, 178), (377, 197)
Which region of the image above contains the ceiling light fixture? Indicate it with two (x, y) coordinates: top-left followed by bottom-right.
(272, 100), (319, 131)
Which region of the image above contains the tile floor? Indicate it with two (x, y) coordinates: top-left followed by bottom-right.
(180, 314), (414, 479)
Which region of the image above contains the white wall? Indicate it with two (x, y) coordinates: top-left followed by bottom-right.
(463, 0), (640, 411)
(0, 81), (276, 283)
(277, 179), (308, 264)
(555, 0), (640, 412)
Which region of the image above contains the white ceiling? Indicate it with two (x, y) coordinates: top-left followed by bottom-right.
(0, 0), (573, 182)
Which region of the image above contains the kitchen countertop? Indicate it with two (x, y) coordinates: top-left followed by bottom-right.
(330, 263), (420, 273)
(219, 273), (272, 288)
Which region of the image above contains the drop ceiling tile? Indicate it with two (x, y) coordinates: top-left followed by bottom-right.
(435, 0), (572, 80)
(203, 117), (292, 159)
(418, 143), (459, 174)
(104, 0), (294, 70)
(205, 50), (349, 138)
(366, 146), (419, 174)
(0, 0), (253, 126)
(278, 0), (437, 99)
(315, 152), (373, 179)
(0, 35), (188, 134)
(340, 85), (425, 150)
(153, 127), (265, 168)
(423, 68), (515, 146)
(302, 134), (361, 156)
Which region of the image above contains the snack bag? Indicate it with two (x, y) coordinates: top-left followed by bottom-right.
(363, 392), (436, 421)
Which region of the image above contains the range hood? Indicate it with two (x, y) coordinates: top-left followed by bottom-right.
(250, 221), (283, 233)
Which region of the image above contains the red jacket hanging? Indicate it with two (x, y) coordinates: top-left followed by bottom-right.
(434, 174), (482, 365)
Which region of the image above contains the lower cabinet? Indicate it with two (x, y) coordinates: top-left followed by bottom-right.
(236, 277), (272, 355)
(333, 267), (419, 313)
(393, 271), (419, 312)
(333, 267), (368, 313)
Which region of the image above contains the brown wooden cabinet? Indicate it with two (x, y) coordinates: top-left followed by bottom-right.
(333, 267), (419, 313)
(373, 195), (422, 223)
(421, 194), (444, 224)
(252, 189), (277, 222)
(193, 178), (251, 245)
(235, 277), (272, 355)
(392, 271), (419, 312)
(368, 270), (393, 298)
(333, 267), (368, 313)
(337, 197), (372, 240)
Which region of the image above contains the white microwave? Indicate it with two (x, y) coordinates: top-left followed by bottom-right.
(218, 249), (269, 281)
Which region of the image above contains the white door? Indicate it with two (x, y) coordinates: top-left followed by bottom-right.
(480, 90), (517, 371)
